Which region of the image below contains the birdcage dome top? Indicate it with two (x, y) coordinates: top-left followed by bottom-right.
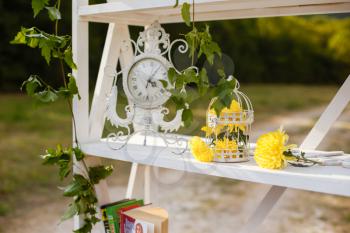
(207, 78), (254, 125)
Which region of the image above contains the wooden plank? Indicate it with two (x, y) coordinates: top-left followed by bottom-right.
(89, 23), (124, 140)
(72, 1), (89, 230)
(80, 137), (350, 197)
(79, 0), (220, 16)
(160, 2), (350, 23)
(79, 0), (350, 24)
(80, 0), (350, 16)
(81, 2), (350, 26)
(140, 0), (350, 16)
(73, 0), (89, 143)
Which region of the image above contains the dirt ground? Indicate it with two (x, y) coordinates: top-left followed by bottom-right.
(1, 106), (350, 233)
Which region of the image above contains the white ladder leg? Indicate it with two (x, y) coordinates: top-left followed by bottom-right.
(300, 74), (350, 149)
(126, 163), (139, 198)
(239, 74), (350, 233)
(144, 165), (151, 204)
(72, 0), (89, 230)
(238, 186), (286, 233)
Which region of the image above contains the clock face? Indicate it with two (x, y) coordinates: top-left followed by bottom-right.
(127, 57), (170, 108)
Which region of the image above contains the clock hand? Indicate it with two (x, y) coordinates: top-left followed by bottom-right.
(149, 65), (161, 80)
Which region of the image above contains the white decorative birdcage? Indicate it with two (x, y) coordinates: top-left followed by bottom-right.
(205, 78), (254, 162)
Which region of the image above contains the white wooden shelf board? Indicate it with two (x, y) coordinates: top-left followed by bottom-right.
(81, 135), (350, 197)
(78, 0), (350, 25)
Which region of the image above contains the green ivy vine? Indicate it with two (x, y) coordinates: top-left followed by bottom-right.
(169, 0), (238, 126)
(11, 1), (113, 232)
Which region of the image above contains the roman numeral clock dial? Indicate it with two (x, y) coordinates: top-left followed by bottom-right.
(126, 57), (170, 109)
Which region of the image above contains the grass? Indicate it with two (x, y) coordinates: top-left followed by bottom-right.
(0, 85), (338, 218)
(0, 94), (71, 218)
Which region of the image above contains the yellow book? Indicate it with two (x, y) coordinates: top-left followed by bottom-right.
(123, 206), (168, 233)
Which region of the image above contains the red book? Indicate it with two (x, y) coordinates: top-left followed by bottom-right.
(119, 204), (142, 233)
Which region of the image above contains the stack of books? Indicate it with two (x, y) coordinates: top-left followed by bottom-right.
(101, 199), (168, 233)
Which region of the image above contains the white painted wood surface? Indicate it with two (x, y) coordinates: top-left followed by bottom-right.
(81, 136), (350, 197)
(89, 23), (134, 140)
(72, 0), (89, 230)
(78, 0), (350, 25)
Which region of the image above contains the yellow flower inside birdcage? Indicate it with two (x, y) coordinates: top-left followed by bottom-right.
(221, 100), (247, 132)
(203, 100), (246, 136)
(201, 79), (253, 163)
(214, 138), (238, 159)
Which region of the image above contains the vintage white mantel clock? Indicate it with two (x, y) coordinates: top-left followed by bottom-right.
(105, 21), (190, 151)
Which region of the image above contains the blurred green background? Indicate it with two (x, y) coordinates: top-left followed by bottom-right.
(1, 1), (350, 92)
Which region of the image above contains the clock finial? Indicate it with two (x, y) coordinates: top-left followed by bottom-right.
(137, 21), (170, 55)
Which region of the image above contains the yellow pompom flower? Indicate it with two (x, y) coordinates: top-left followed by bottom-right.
(189, 136), (214, 162)
(254, 128), (291, 169)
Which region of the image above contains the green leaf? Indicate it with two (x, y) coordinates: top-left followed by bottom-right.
(11, 27), (72, 65)
(64, 48), (77, 69)
(169, 89), (186, 99)
(170, 96), (186, 109)
(88, 165), (114, 185)
(34, 89), (58, 103)
(32, 0), (49, 17)
(68, 74), (81, 99)
(217, 69), (226, 79)
(63, 174), (89, 197)
(185, 28), (198, 59)
(173, 0), (179, 8)
(45, 6), (61, 21)
(195, 25), (222, 65)
(198, 68), (209, 96)
(58, 160), (71, 180)
(74, 221), (93, 233)
(185, 88), (200, 104)
(63, 181), (82, 197)
(73, 147), (85, 161)
(61, 203), (78, 221)
(90, 216), (100, 224)
(167, 68), (177, 84)
(211, 99), (225, 116)
(11, 30), (27, 44)
(11, 27), (40, 48)
(175, 75), (184, 89)
(183, 68), (198, 84)
(181, 3), (191, 27)
(21, 75), (42, 96)
(38, 39), (53, 64)
(159, 80), (168, 88)
(182, 108), (193, 127)
(41, 145), (73, 180)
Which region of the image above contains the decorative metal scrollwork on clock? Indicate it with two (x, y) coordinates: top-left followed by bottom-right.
(105, 21), (193, 153)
